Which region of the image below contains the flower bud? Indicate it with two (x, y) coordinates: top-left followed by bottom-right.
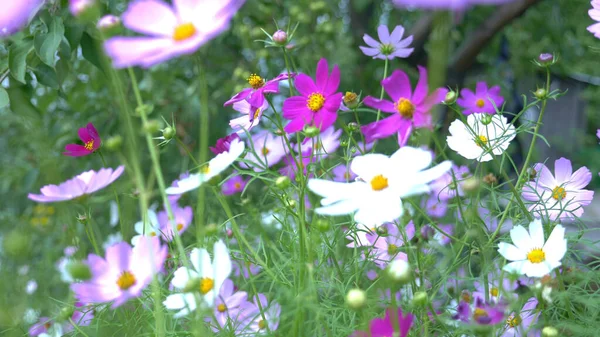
(67, 261), (92, 280)
(534, 88), (547, 100)
(483, 173), (497, 186)
(226, 229), (234, 238)
(273, 30), (288, 45)
(480, 114), (493, 125)
(58, 307), (75, 321)
(143, 119), (162, 134)
(340, 140), (349, 147)
(347, 122), (360, 132)
(542, 327), (559, 337)
(527, 167), (537, 181)
(420, 225), (435, 241)
(387, 259), (412, 284)
(77, 213), (89, 225)
(285, 198), (297, 209)
(163, 126), (176, 140)
(304, 126), (320, 137)
(375, 226), (388, 236)
(275, 176), (291, 189)
(104, 135), (123, 152)
(343, 92), (360, 109)
(314, 218), (330, 232)
(537, 53), (555, 66)
(346, 288), (367, 309)
(97, 15), (121, 33)
(205, 223), (218, 236)
(462, 177), (480, 193)
(412, 291), (429, 306)
(443, 90), (458, 105)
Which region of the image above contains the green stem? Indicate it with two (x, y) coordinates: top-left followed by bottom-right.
(375, 58), (388, 122)
(195, 57), (209, 246)
(98, 150), (125, 238)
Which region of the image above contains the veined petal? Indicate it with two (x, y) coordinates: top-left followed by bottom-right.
(554, 158), (573, 184)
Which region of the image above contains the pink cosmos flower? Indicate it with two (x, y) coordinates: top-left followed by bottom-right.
(360, 66), (447, 145)
(522, 158), (594, 220)
(429, 164), (471, 200)
(279, 151), (316, 181)
(71, 236), (167, 308)
(422, 194), (448, 218)
(232, 256), (262, 279)
(367, 222), (415, 268)
(457, 82), (504, 115)
(499, 297), (540, 337)
(209, 279), (255, 333)
(64, 123), (101, 157)
(230, 99), (268, 132)
(29, 304), (94, 336)
(332, 164), (356, 182)
(244, 294), (281, 333)
(351, 308), (413, 337)
(69, 0), (95, 16)
(453, 297), (506, 325)
(157, 203), (193, 241)
(588, 0), (600, 39)
(225, 73), (293, 107)
(28, 166), (125, 203)
(392, 0), (514, 10)
(221, 174), (248, 195)
(282, 58), (343, 133)
(211, 133), (241, 154)
(104, 0), (245, 68)
(360, 25), (414, 60)
(244, 131), (287, 171)
(0, 0), (44, 38)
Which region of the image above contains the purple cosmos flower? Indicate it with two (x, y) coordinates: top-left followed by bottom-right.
(367, 222), (416, 268)
(104, 0), (245, 68)
(360, 25), (414, 60)
(422, 194), (448, 218)
(457, 82), (504, 115)
(429, 164), (471, 200)
(0, 0), (44, 38)
(499, 297), (540, 337)
(29, 304), (94, 337)
(232, 258), (262, 279)
(225, 73), (293, 107)
(244, 294), (281, 333)
(209, 279), (255, 333)
(392, 0), (515, 10)
(282, 58), (343, 133)
(279, 151), (315, 181)
(157, 203), (193, 241)
(244, 131), (287, 171)
(360, 66), (447, 145)
(28, 166), (125, 203)
(472, 270), (523, 303)
(332, 164), (357, 182)
(230, 99), (268, 132)
(71, 236), (167, 308)
(454, 297), (506, 325)
(211, 133), (241, 154)
(433, 224), (453, 246)
(221, 174), (248, 196)
(522, 158), (594, 220)
(64, 123), (101, 157)
(589, 0), (600, 39)
(351, 308), (413, 337)
(296, 126), (341, 158)
(166, 172), (189, 204)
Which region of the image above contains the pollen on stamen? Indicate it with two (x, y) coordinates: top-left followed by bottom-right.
(307, 93), (326, 112)
(116, 271), (137, 290)
(475, 135), (488, 147)
(247, 74), (264, 89)
(370, 174), (389, 191)
(475, 98), (485, 108)
(176, 223), (184, 231)
(173, 23), (196, 41)
(199, 277), (214, 294)
(395, 98), (415, 119)
(552, 186), (566, 200)
(84, 140), (94, 151)
(527, 248), (545, 264)
(234, 182), (242, 189)
(253, 108), (261, 120)
(217, 303), (227, 313)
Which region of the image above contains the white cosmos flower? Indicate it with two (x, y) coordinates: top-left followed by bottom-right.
(166, 138), (245, 195)
(131, 210), (161, 246)
(446, 113), (515, 162)
(307, 146), (452, 227)
(163, 240), (232, 318)
(498, 219), (566, 278)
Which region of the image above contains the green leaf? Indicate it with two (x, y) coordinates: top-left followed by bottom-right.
(81, 32), (104, 71)
(8, 38), (34, 84)
(0, 87), (9, 108)
(34, 63), (60, 89)
(34, 16), (65, 66)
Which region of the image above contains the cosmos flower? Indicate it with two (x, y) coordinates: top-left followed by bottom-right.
(208, 279), (254, 333)
(28, 303), (94, 337)
(308, 146), (451, 227)
(457, 82), (504, 115)
(63, 123), (102, 157)
(351, 308), (413, 337)
(211, 134), (241, 154)
(232, 258), (262, 279)
(282, 58), (343, 133)
(230, 99), (268, 132)
(368, 222), (415, 268)
(244, 131), (288, 171)
(131, 210), (162, 245)
(296, 126), (341, 159)
(221, 174), (248, 195)
(104, 0), (245, 68)
(225, 73), (293, 107)
(498, 219), (566, 278)
(429, 164), (471, 200)
(522, 158), (594, 220)
(588, 0), (600, 39)
(166, 138), (245, 195)
(157, 203), (193, 241)
(392, 0), (514, 10)
(243, 294), (281, 334)
(360, 25), (414, 60)
(422, 195), (448, 218)
(0, 0), (45, 38)
(360, 67), (447, 145)
(332, 164), (356, 182)
(279, 151), (316, 181)
(28, 166), (125, 203)
(446, 113), (515, 162)
(499, 297), (540, 337)
(163, 240), (232, 317)
(71, 237), (167, 308)
(453, 297), (506, 325)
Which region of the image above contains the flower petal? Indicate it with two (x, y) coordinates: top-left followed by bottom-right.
(553, 158), (573, 184)
(122, 0), (178, 37)
(498, 242), (526, 261)
(510, 225), (532, 253)
(383, 70), (411, 102)
(543, 225), (566, 263)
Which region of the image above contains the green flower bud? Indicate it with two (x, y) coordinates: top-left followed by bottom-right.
(387, 259), (412, 284)
(347, 122), (360, 132)
(346, 288), (367, 310)
(314, 218), (330, 232)
(163, 126), (176, 140)
(143, 119), (162, 134)
(481, 114), (493, 125)
(67, 261), (92, 280)
(412, 291), (429, 306)
(534, 88), (547, 100)
(343, 92), (360, 109)
(304, 126), (320, 137)
(286, 198), (297, 209)
(205, 223), (218, 236)
(275, 176), (291, 189)
(542, 327), (558, 337)
(443, 90), (458, 105)
(375, 226), (388, 236)
(104, 135), (123, 152)
(58, 307), (75, 321)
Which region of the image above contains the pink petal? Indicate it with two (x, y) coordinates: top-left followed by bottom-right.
(397, 123), (413, 147)
(87, 123), (100, 140)
(315, 58), (329, 92)
(313, 111), (337, 130)
(475, 81), (488, 95)
(137, 34), (213, 68)
(383, 70), (412, 102)
(105, 242), (133, 271)
(64, 144), (92, 157)
(323, 92), (343, 112)
(389, 25), (405, 43)
(362, 34), (380, 48)
(282, 96), (308, 119)
(104, 37), (174, 69)
(532, 163), (555, 187)
(566, 166), (592, 190)
(78, 125), (93, 143)
(323, 64), (340, 96)
(122, 0), (178, 37)
(554, 158), (573, 184)
(411, 66), (429, 105)
(377, 25), (391, 44)
(294, 73), (319, 97)
(224, 88), (253, 106)
(27, 193), (70, 203)
(362, 96), (396, 113)
(284, 116), (309, 133)
(361, 115), (403, 142)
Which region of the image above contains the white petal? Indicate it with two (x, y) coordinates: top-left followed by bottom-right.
(510, 225), (533, 253)
(163, 293), (197, 317)
(166, 174), (202, 195)
(524, 262), (551, 278)
(543, 225), (566, 263)
(498, 242), (527, 261)
(171, 267), (199, 289)
(503, 260), (527, 275)
(308, 179), (364, 205)
(528, 219), (545, 249)
(212, 240), (232, 290)
(350, 154), (392, 180)
(390, 146), (433, 173)
(189, 248), (209, 275)
(315, 199), (360, 216)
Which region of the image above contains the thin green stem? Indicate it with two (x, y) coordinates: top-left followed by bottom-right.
(375, 58), (388, 122)
(195, 57), (209, 246)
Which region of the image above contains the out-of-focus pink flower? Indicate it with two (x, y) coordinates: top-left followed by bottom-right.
(209, 279), (254, 333)
(69, 0), (95, 16)
(210, 133), (241, 155)
(296, 126), (341, 159)
(588, 0), (600, 39)
(97, 14), (121, 30)
(71, 236), (167, 308)
(104, 0), (245, 68)
(29, 305), (94, 337)
(225, 73), (293, 107)
(157, 203), (193, 241)
(392, 0), (514, 10)
(0, 0), (44, 38)
(221, 174), (248, 195)
(429, 164), (471, 200)
(64, 123), (101, 157)
(230, 99), (268, 132)
(351, 308), (413, 337)
(522, 158), (594, 220)
(283, 58), (343, 133)
(457, 82), (504, 115)
(453, 297), (506, 325)
(279, 151), (315, 181)
(360, 25), (414, 60)
(499, 297), (540, 337)
(360, 67), (446, 145)
(422, 195), (448, 218)
(367, 222), (415, 268)
(244, 131), (288, 171)
(28, 166), (125, 203)
(244, 294), (281, 333)
(332, 164), (356, 182)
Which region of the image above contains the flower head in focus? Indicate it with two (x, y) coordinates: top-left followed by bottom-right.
(351, 308), (413, 337)
(64, 123), (101, 157)
(28, 166), (125, 203)
(498, 219), (566, 278)
(359, 25), (414, 60)
(104, 0), (245, 68)
(71, 237), (167, 308)
(457, 82), (504, 115)
(0, 0), (44, 38)
(282, 58), (343, 133)
(522, 158), (594, 220)
(225, 73), (293, 107)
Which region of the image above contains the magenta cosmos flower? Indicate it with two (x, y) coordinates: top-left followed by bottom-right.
(0, 0), (44, 38)
(351, 308), (413, 337)
(522, 158), (594, 220)
(225, 73), (293, 107)
(589, 0), (600, 39)
(104, 0), (245, 68)
(392, 0), (514, 10)
(282, 58), (343, 133)
(28, 166), (124, 203)
(64, 122), (101, 156)
(71, 236), (167, 308)
(457, 82), (504, 115)
(360, 25), (414, 60)
(361, 66), (447, 145)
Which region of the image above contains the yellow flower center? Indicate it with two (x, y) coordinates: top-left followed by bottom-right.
(475, 98), (485, 108)
(173, 23), (196, 41)
(395, 98), (415, 119)
(461, 290), (472, 303)
(552, 186), (566, 200)
(527, 248), (546, 264)
(84, 140), (94, 151)
(473, 308), (488, 320)
(201, 165), (210, 174)
(475, 135), (488, 147)
(506, 315), (521, 327)
(258, 319), (266, 329)
(490, 287), (499, 297)
(247, 74), (264, 89)
(199, 278), (214, 294)
(254, 108), (261, 120)
(150, 232), (157, 237)
(116, 271), (136, 290)
(262, 147), (270, 155)
(176, 223), (184, 231)
(307, 93), (326, 112)
(387, 244), (399, 255)
(234, 182), (242, 189)
(370, 174), (389, 191)
(217, 303), (227, 312)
